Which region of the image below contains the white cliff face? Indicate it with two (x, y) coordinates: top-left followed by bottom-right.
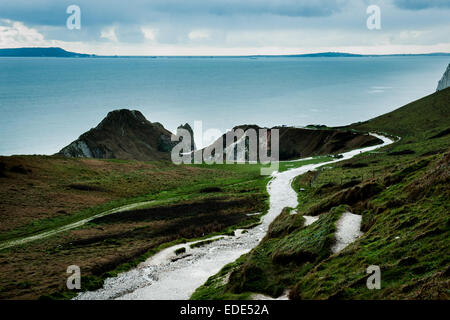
(437, 63), (450, 91)
(61, 140), (93, 158)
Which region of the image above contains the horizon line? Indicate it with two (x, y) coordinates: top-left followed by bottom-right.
(1, 47), (450, 58)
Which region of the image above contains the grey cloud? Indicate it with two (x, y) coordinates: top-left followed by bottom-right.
(393, 0), (450, 10)
(0, 0), (344, 28)
(0, 0), (449, 51)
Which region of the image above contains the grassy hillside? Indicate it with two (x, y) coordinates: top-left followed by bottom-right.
(348, 87), (450, 140)
(0, 141), (333, 299)
(192, 88), (450, 300)
(0, 156), (267, 240)
(1, 88), (448, 300)
(0, 157), (272, 299)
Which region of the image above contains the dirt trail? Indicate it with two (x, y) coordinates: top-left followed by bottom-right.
(75, 133), (394, 300)
(0, 201), (154, 251)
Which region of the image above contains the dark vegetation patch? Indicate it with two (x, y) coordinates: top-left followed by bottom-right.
(171, 253), (192, 262)
(56, 197), (265, 250)
(421, 149), (446, 157)
(429, 128), (450, 139)
(388, 149), (415, 156)
(9, 164), (31, 174)
(175, 247), (186, 255)
(341, 179), (362, 189)
(270, 210), (340, 265)
(0, 162), (6, 177)
(267, 208), (305, 238)
(305, 124), (328, 129)
(199, 187), (222, 193)
(342, 162), (368, 168)
(91, 196), (263, 224)
(308, 182), (383, 216)
(383, 159), (430, 186)
(190, 237), (223, 249)
(313, 182), (339, 195)
(406, 153), (449, 201)
(67, 183), (107, 192)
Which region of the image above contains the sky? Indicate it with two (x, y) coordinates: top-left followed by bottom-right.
(0, 0), (449, 55)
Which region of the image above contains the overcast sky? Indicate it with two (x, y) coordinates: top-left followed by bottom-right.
(0, 0), (449, 55)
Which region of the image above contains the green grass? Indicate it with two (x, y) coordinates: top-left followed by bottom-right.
(190, 254), (253, 300)
(4, 88), (450, 300)
(0, 150), (329, 246)
(175, 247), (186, 255)
(33, 165), (271, 300)
(1, 154), (325, 245)
(0, 159), (270, 245)
(192, 207), (343, 299)
(43, 209), (270, 301)
(348, 87), (450, 140)
(190, 237), (223, 249)
(0, 194), (151, 243)
(0, 154), (275, 299)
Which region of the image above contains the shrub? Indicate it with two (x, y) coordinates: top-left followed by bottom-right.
(175, 247), (186, 255)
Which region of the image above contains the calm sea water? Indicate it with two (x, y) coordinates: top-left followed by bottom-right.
(0, 56), (448, 155)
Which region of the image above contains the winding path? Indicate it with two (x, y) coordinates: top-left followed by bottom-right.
(75, 133), (394, 300)
(0, 201), (154, 251)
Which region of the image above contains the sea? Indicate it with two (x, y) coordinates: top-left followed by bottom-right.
(0, 56), (448, 155)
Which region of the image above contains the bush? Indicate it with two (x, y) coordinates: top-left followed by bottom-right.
(199, 187), (222, 193)
(175, 247), (186, 255)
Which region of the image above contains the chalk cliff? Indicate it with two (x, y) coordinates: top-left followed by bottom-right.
(437, 63), (450, 91)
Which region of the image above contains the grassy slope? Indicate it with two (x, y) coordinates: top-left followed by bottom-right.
(0, 157), (269, 242)
(0, 158), (272, 299)
(192, 87), (450, 300)
(0, 142), (334, 299)
(348, 88), (449, 140)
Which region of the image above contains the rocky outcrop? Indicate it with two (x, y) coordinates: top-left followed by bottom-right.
(274, 126), (381, 160)
(195, 125), (382, 161)
(177, 123), (196, 151)
(57, 109), (176, 161)
(58, 109), (382, 162)
(437, 63), (450, 91)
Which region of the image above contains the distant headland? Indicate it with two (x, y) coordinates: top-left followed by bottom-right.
(0, 47), (95, 57)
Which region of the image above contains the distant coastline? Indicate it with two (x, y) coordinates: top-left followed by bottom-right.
(0, 47), (95, 58)
(1, 47), (450, 58)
